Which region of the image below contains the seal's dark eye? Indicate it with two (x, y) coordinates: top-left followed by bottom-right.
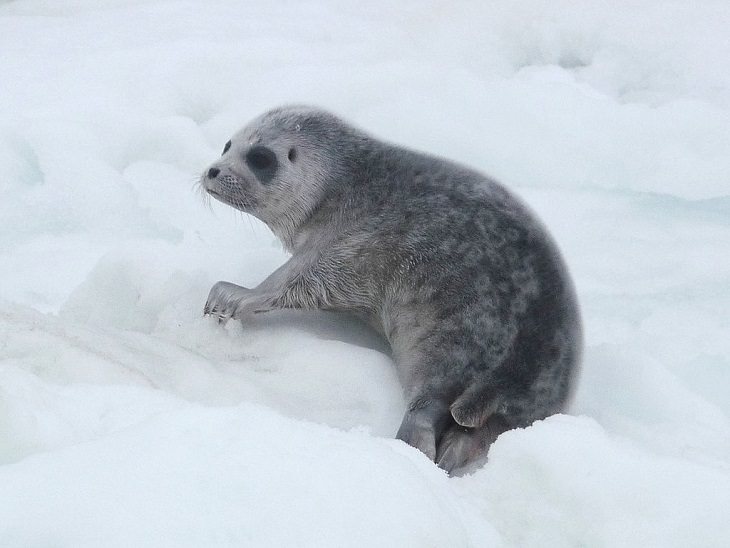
(247, 146), (274, 169)
(222, 140), (231, 155)
(288, 147), (297, 162)
(245, 146), (278, 183)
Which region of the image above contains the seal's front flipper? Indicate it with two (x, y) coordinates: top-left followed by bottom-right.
(395, 399), (452, 461)
(204, 281), (250, 323)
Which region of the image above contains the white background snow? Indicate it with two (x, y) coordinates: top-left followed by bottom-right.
(1, 1), (729, 546)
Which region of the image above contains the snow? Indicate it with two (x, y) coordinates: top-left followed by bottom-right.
(1, 1), (729, 546)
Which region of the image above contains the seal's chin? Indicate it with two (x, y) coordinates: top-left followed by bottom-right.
(205, 187), (231, 205)
(205, 187), (251, 212)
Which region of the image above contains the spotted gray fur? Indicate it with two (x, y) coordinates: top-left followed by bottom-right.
(200, 105), (582, 475)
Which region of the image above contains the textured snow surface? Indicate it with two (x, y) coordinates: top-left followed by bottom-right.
(2, 1), (730, 546)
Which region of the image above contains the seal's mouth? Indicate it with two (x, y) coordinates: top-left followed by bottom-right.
(205, 186), (252, 212)
(206, 187), (232, 205)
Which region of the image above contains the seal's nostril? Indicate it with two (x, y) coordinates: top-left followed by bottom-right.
(208, 167), (220, 178)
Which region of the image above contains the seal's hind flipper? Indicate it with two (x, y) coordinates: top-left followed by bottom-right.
(395, 399), (452, 461)
(436, 415), (510, 476)
(449, 381), (502, 428)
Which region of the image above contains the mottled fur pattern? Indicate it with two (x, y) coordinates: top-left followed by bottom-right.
(201, 106), (582, 475)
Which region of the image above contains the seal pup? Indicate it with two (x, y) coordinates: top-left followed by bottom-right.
(200, 106), (582, 475)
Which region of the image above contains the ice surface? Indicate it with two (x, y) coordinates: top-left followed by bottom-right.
(1, 1), (729, 546)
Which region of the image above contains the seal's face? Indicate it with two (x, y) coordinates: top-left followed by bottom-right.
(200, 107), (338, 247)
(202, 130), (294, 214)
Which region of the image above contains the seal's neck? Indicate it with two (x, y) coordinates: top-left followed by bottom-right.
(267, 185), (347, 255)
(264, 139), (370, 254)
(268, 218), (300, 253)
(265, 206), (310, 254)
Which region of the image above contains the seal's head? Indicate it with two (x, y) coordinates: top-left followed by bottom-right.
(201, 105), (362, 248)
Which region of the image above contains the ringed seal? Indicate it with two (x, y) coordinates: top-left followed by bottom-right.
(200, 106), (582, 475)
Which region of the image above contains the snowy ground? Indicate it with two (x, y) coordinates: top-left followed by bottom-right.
(1, 1), (730, 546)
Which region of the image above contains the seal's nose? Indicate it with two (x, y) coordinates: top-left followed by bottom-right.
(208, 167), (220, 178)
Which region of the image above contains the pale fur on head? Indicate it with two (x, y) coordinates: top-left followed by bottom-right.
(201, 105), (363, 251)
